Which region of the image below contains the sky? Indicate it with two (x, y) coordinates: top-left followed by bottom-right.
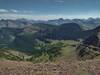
(0, 0), (100, 20)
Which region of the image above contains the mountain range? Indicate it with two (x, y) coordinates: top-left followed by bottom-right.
(1, 18), (100, 30)
(0, 22), (95, 51)
(0, 18), (100, 61)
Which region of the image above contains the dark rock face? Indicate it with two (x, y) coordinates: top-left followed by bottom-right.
(77, 26), (100, 60)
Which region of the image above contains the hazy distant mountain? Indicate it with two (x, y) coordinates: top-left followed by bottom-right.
(45, 18), (100, 30)
(0, 19), (33, 28)
(0, 18), (100, 30)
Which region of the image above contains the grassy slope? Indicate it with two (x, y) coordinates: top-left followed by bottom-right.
(0, 40), (79, 61)
(53, 40), (79, 62)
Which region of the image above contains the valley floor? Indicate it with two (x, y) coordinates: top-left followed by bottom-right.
(0, 60), (100, 75)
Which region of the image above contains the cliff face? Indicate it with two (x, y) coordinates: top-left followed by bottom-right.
(77, 26), (100, 60)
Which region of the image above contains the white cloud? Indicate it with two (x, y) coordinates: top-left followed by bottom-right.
(0, 11), (100, 20)
(23, 10), (33, 14)
(0, 9), (8, 12)
(10, 9), (19, 13)
(0, 9), (34, 14)
(55, 0), (65, 3)
(0, 13), (66, 20)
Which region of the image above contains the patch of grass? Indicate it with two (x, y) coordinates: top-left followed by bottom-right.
(0, 40), (80, 63)
(53, 40), (79, 62)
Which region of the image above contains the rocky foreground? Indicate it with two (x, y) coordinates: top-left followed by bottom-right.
(0, 60), (100, 75)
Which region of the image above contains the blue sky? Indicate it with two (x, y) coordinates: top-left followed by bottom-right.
(0, 0), (100, 20)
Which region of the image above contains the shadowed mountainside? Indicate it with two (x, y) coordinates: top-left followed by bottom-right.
(77, 26), (100, 60)
(0, 23), (94, 52)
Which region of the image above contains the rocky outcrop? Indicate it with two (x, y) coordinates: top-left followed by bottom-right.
(76, 26), (100, 60)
